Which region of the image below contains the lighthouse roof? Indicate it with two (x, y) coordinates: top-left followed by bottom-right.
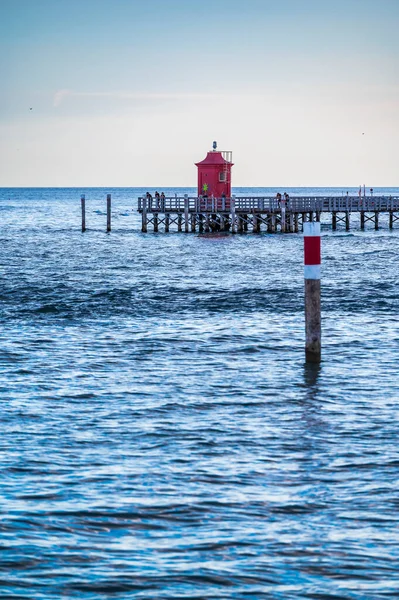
(195, 151), (233, 167)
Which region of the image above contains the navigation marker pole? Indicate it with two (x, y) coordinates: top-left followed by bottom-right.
(304, 222), (321, 363)
(81, 194), (86, 232)
(107, 194), (111, 232)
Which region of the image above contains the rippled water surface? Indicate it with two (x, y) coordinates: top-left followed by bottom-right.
(1, 187), (399, 599)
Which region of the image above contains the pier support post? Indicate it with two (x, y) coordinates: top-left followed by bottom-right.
(389, 211), (393, 229)
(238, 215), (243, 233)
(81, 194), (86, 232)
(154, 212), (158, 233)
(289, 212), (294, 233)
(107, 193), (111, 232)
(205, 214), (210, 232)
(178, 213), (182, 232)
(230, 196), (236, 233)
(253, 214), (259, 233)
(345, 212), (350, 231)
(165, 213), (170, 233)
(184, 195), (189, 233)
(199, 214), (204, 233)
(309, 212), (314, 222)
(281, 206), (286, 232)
(375, 212), (379, 230)
(294, 213), (299, 233)
(191, 214), (196, 232)
(304, 222), (321, 363)
(332, 212), (337, 231)
(142, 198), (147, 233)
(316, 212), (320, 222)
(360, 212), (365, 230)
(271, 214), (276, 233)
(244, 216), (248, 232)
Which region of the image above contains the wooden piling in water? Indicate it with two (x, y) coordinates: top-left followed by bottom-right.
(332, 212), (337, 230)
(142, 198), (147, 232)
(289, 212), (294, 233)
(253, 214), (259, 233)
(360, 212), (365, 230)
(389, 211), (393, 229)
(345, 212), (350, 231)
(281, 206), (286, 233)
(81, 194), (86, 232)
(304, 222), (321, 363)
(165, 213), (170, 232)
(184, 195), (189, 233)
(375, 211), (379, 230)
(220, 214), (225, 231)
(107, 194), (111, 232)
(231, 196), (236, 233)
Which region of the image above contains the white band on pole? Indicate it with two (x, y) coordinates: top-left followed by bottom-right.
(303, 222), (321, 236)
(304, 265), (321, 280)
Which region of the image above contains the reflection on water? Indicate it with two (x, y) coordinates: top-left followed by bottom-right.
(1, 187), (399, 599)
(303, 362), (321, 392)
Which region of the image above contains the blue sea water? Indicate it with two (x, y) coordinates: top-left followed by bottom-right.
(1, 186), (399, 599)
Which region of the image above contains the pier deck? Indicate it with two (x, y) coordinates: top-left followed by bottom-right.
(138, 195), (399, 233)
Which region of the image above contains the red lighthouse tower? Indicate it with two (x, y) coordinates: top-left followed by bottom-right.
(195, 142), (233, 198)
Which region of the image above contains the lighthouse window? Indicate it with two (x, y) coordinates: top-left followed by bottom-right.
(219, 171), (227, 182)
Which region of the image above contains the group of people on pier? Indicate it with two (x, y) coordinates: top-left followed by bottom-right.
(276, 192), (290, 207)
(145, 191), (165, 209)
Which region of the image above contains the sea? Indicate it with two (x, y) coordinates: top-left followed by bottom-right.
(1, 186), (399, 600)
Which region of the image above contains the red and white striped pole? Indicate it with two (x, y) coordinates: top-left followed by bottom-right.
(304, 222), (321, 362)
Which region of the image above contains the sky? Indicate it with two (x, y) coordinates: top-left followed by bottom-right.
(0, 0), (398, 187)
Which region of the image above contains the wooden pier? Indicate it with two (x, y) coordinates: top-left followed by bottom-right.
(138, 195), (399, 233)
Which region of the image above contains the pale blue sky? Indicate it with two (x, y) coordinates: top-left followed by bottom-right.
(1, 0), (398, 186)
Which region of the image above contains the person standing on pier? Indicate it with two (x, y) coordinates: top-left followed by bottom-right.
(160, 192), (165, 211)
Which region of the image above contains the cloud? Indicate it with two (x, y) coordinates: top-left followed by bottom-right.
(53, 89), (73, 107)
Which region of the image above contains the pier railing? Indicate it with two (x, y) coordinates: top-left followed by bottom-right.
(138, 196), (399, 213)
